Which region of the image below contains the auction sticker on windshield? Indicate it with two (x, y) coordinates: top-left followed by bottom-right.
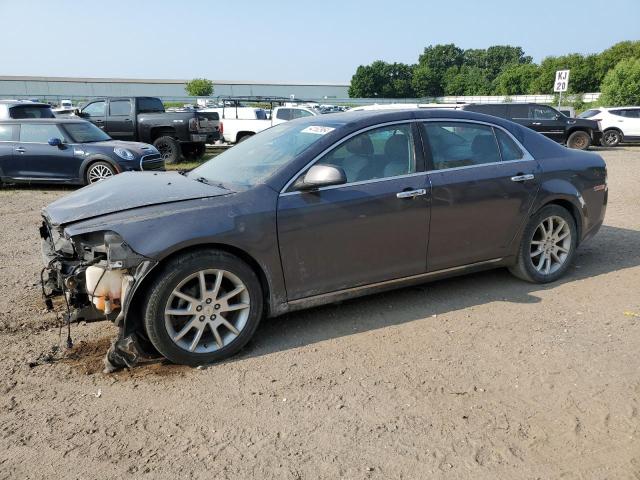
(301, 126), (335, 135)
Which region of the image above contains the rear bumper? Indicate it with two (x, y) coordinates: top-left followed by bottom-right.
(189, 132), (220, 143)
(591, 130), (603, 144)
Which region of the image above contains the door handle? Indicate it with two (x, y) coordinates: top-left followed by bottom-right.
(124, 119), (132, 122)
(94, 119), (104, 123)
(14, 147), (26, 153)
(511, 174), (535, 182)
(396, 188), (427, 199)
(531, 122), (542, 126)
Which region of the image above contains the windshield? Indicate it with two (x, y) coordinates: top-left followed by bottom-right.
(62, 122), (112, 143)
(189, 122), (339, 188)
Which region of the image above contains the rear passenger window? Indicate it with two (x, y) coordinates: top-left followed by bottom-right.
(109, 100), (132, 116)
(423, 122), (501, 170)
(495, 129), (524, 161)
(0, 124), (14, 141)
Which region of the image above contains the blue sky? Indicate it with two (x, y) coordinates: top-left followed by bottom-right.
(1, 0), (638, 83)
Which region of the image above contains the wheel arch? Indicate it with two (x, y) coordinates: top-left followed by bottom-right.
(150, 126), (177, 141)
(80, 155), (121, 182)
(532, 196), (583, 244)
(124, 242), (274, 337)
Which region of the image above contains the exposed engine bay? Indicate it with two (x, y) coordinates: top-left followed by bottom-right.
(39, 217), (159, 371)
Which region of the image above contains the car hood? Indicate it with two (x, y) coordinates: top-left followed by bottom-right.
(43, 171), (231, 226)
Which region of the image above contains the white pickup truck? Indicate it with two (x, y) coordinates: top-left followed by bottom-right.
(202, 105), (319, 143)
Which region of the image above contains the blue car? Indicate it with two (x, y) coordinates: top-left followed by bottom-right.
(0, 118), (164, 185)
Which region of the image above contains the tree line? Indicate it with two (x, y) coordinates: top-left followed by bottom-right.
(348, 41), (640, 101)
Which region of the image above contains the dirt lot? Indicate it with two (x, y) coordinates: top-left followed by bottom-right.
(1, 147), (639, 479)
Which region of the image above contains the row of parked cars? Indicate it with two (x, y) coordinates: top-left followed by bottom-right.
(1, 95), (637, 187)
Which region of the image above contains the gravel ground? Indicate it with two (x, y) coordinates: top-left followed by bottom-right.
(1, 147), (639, 479)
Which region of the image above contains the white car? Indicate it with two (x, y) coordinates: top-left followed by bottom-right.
(579, 107), (640, 146)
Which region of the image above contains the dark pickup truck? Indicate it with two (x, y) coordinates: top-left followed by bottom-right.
(462, 103), (602, 150)
(76, 97), (220, 163)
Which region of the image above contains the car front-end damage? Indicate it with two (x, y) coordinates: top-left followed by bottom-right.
(40, 216), (159, 371)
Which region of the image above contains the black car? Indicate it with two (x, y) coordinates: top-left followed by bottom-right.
(77, 97), (220, 163)
(0, 118), (164, 185)
(0, 99), (55, 119)
(461, 103), (602, 150)
(40, 109), (607, 369)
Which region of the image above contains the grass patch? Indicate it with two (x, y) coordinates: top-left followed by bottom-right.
(165, 148), (224, 171)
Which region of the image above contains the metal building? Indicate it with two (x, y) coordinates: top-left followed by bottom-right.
(0, 75), (350, 103)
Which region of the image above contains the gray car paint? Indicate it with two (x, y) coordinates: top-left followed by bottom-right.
(42, 109), (608, 330)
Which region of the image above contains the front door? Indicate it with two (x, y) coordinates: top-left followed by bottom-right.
(509, 104), (566, 143)
(106, 98), (135, 140)
(277, 123), (430, 300)
(421, 121), (540, 271)
(81, 100), (107, 131)
(18, 123), (78, 181)
(0, 123), (22, 179)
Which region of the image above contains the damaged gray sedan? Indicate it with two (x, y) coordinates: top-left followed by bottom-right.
(40, 109), (607, 369)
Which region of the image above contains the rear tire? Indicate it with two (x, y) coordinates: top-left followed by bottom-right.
(509, 205), (577, 283)
(601, 129), (622, 147)
(153, 136), (183, 164)
(85, 161), (116, 185)
(182, 143), (207, 161)
(566, 131), (591, 150)
(143, 250), (263, 366)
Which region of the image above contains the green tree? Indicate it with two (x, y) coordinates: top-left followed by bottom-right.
(348, 61), (415, 98)
(530, 54), (599, 94)
(414, 43), (464, 95)
(483, 45), (532, 79)
(494, 63), (540, 95)
(600, 58), (640, 106)
(185, 78), (214, 97)
(443, 66), (492, 95)
(596, 41), (640, 83)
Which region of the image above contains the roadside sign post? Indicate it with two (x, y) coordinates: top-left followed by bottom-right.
(554, 70), (570, 109)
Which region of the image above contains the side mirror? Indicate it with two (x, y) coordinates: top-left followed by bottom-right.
(74, 109), (85, 117)
(295, 164), (347, 191)
(48, 138), (62, 147)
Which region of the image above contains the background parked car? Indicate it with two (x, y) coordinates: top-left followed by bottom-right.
(0, 99), (55, 119)
(461, 103), (602, 150)
(76, 96), (220, 163)
(579, 107), (640, 146)
(0, 118), (164, 185)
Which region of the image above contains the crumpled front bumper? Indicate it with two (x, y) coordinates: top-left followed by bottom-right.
(39, 217), (160, 370)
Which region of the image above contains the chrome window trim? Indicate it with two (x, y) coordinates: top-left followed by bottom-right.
(419, 118), (535, 174)
(280, 120), (419, 195)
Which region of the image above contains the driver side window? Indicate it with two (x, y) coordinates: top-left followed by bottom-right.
(529, 105), (558, 120)
(83, 101), (106, 117)
(317, 124), (415, 183)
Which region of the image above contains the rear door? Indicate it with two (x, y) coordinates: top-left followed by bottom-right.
(421, 120), (540, 271)
(106, 98), (135, 140)
(0, 124), (20, 178)
(18, 123), (78, 181)
(618, 109), (640, 136)
(80, 100), (107, 131)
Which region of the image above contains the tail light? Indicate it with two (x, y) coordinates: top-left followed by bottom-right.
(219, 122), (223, 134)
(188, 118), (198, 132)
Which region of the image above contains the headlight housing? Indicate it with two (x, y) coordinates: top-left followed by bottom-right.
(113, 147), (136, 161)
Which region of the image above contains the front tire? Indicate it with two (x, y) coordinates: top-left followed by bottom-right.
(601, 129), (622, 147)
(567, 131), (591, 150)
(85, 161), (116, 184)
(509, 205), (577, 283)
(153, 136), (183, 164)
(143, 250), (263, 366)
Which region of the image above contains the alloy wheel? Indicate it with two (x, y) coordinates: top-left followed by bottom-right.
(164, 269), (250, 353)
(603, 131), (619, 146)
(88, 164), (114, 183)
(529, 216), (572, 275)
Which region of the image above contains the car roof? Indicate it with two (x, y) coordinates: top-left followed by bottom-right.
(291, 107), (520, 129)
(0, 118), (87, 124)
(0, 99), (51, 107)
